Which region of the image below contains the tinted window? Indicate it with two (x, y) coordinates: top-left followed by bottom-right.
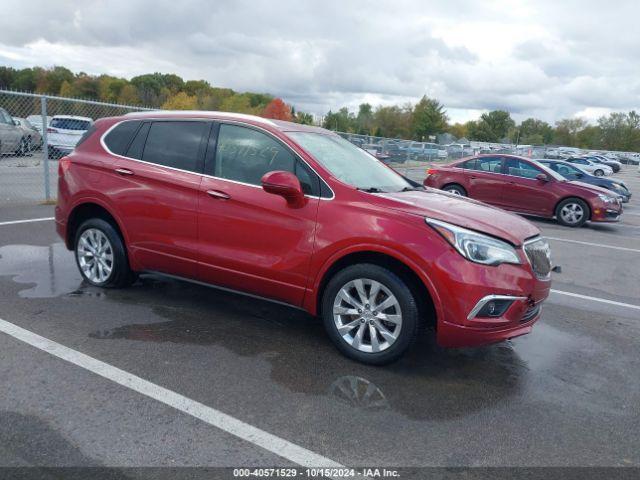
(473, 157), (502, 173)
(294, 160), (319, 196)
(504, 158), (541, 179)
(460, 159), (478, 169)
(215, 124), (296, 186)
(142, 121), (207, 172)
(126, 123), (150, 159)
(104, 121), (141, 155)
(50, 118), (91, 131)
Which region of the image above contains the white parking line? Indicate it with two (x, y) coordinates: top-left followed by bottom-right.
(551, 290), (640, 311)
(0, 318), (343, 468)
(0, 217), (55, 227)
(546, 237), (640, 253)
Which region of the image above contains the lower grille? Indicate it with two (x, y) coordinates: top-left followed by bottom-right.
(524, 237), (552, 279)
(521, 303), (541, 323)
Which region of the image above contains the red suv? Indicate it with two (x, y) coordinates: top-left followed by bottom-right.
(56, 113), (551, 364)
(424, 155), (623, 227)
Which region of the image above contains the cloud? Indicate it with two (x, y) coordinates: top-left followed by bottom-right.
(1, 0), (639, 123)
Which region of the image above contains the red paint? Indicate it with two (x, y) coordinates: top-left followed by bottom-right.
(424, 155), (623, 223)
(56, 114), (552, 349)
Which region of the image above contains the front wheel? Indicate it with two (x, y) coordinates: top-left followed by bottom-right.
(74, 218), (134, 288)
(442, 184), (467, 196)
(321, 264), (419, 365)
(556, 198), (589, 227)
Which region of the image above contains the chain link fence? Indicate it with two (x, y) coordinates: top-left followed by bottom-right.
(0, 90), (152, 207)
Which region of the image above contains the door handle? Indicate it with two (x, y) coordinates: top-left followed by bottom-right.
(114, 168), (134, 176)
(206, 189), (230, 200)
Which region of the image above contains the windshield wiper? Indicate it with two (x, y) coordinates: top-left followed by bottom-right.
(400, 186), (424, 192)
(357, 187), (387, 193)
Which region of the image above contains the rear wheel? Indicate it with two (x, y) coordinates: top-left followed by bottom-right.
(594, 169), (604, 176)
(442, 184), (467, 196)
(556, 198), (589, 227)
(74, 218), (134, 288)
(321, 264), (419, 365)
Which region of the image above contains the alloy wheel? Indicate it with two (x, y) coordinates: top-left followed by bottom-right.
(77, 228), (114, 284)
(332, 278), (402, 353)
(560, 202), (584, 225)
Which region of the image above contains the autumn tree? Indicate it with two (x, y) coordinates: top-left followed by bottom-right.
(162, 92), (198, 110)
(262, 98), (292, 121)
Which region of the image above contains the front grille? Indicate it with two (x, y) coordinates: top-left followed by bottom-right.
(521, 303), (541, 323)
(524, 237), (552, 279)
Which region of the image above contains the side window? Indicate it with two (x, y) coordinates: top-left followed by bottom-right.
(141, 121), (208, 172)
(0, 109), (10, 125)
(460, 159), (478, 169)
(294, 160), (320, 196)
(125, 123), (150, 159)
(475, 157), (502, 173)
(504, 159), (541, 179)
(104, 121), (141, 155)
(214, 124), (296, 186)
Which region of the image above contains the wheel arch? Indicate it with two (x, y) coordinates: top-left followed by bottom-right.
(66, 201), (128, 250)
(554, 196), (592, 220)
(308, 247), (440, 330)
(441, 183), (467, 195)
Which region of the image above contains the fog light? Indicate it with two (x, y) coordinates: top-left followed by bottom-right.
(476, 299), (512, 318)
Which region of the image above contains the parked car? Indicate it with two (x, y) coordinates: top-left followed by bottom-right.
(538, 159), (631, 203)
(26, 114), (51, 135)
(14, 117), (43, 151)
(424, 155), (622, 227)
(361, 143), (391, 162)
(0, 107), (31, 156)
(56, 111), (552, 365)
(48, 115), (93, 158)
(565, 157), (613, 176)
(581, 155), (621, 173)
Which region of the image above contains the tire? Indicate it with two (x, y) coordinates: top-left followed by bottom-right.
(555, 198), (590, 228)
(594, 169), (604, 176)
(15, 137), (28, 157)
(442, 184), (467, 196)
(74, 218), (134, 288)
(321, 264), (419, 365)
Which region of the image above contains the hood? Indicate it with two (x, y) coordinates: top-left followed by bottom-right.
(371, 189), (540, 246)
(568, 181), (621, 197)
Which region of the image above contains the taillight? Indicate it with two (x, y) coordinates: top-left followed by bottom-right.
(427, 168), (438, 175)
(58, 156), (72, 176)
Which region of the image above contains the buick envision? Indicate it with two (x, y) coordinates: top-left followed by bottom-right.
(56, 112), (552, 364)
(424, 155), (623, 227)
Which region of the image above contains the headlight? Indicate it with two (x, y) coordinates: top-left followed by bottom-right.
(425, 218), (521, 266)
(597, 193), (616, 203)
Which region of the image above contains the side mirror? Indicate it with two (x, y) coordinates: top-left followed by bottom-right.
(575, 172), (583, 178)
(536, 173), (549, 182)
(13, 120), (19, 126)
(261, 170), (306, 207)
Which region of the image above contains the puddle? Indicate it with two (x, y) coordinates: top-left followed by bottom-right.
(0, 243), (83, 298)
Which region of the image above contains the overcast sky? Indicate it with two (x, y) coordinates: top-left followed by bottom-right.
(1, 0), (639, 123)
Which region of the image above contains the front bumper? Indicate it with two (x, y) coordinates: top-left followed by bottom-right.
(426, 247), (551, 349)
(591, 199), (623, 222)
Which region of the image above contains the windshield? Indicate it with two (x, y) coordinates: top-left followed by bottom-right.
(289, 132), (411, 192)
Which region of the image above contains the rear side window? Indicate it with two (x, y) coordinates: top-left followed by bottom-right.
(50, 118), (91, 131)
(460, 159), (478, 169)
(103, 121), (141, 155)
(126, 123), (150, 159)
(141, 121), (208, 172)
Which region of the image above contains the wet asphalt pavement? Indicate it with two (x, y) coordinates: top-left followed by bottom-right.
(0, 167), (639, 475)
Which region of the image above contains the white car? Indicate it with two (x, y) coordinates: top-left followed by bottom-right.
(47, 115), (93, 158)
(14, 117), (43, 151)
(26, 114), (51, 135)
(0, 107), (30, 156)
(565, 157), (613, 176)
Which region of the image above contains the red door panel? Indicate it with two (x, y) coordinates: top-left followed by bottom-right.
(103, 157), (202, 278)
(500, 159), (556, 216)
(197, 177), (319, 306)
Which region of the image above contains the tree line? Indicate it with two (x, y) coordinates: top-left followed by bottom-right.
(0, 66), (313, 123)
(323, 99), (640, 152)
(1, 65), (638, 151)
